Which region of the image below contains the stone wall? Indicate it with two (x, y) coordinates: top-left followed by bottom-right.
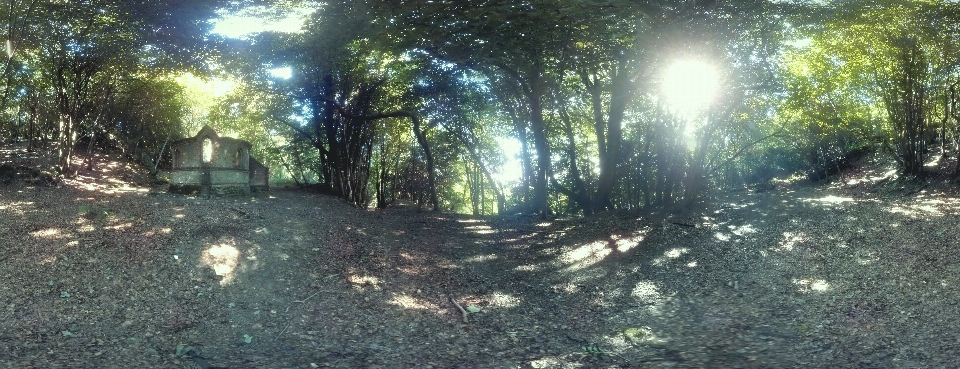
(169, 125), (266, 196)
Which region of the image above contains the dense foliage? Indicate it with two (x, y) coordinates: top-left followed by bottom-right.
(3, 0), (960, 215)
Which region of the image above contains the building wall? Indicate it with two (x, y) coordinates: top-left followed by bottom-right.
(169, 125), (265, 196)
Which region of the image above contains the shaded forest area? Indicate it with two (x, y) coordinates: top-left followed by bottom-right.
(1, 0), (959, 215)
(5, 0), (960, 368)
(2, 142), (960, 368)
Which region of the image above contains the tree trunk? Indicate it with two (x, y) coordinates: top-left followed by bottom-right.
(527, 78), (551, 218)
(58, 115), (75, 175)
(410, 114), (440, 211)
(557, 99), (592, 215)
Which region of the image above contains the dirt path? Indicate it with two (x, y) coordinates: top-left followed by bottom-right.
(3, 150), (960, 368)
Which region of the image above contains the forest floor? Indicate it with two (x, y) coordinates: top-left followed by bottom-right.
(3, 143), (960, 368)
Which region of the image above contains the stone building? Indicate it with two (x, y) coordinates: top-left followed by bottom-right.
(169, 125), (268, 196)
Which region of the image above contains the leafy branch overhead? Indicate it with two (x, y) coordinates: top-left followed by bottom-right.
(3, 0), (960, 213)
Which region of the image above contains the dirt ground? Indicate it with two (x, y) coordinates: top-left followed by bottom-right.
(3, 145), (960, 368)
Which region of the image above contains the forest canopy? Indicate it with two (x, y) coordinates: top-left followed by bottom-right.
(3, 0), (959, 216)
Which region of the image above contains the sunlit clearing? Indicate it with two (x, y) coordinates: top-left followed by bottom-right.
(494, 137), (523, 184)
(269, 66), (292, 79)
(662, 60), (720, 118)
(793, 278), (830, 293)
(561, 240), (611, 271)
(212, 7), (313, 38)
(389, 293), (440, 311)
(202, 243), (240, 285)
(652, 248), (689, 266)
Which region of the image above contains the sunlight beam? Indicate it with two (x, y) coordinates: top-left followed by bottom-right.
(661, 60), (720, 119)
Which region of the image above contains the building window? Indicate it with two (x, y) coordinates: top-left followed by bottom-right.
(202, 137), (213, 163)
(174, 149), (182, 168)
(234, 149), (242, 167)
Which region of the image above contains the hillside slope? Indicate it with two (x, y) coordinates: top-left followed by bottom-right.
(2, 147), (960, 368)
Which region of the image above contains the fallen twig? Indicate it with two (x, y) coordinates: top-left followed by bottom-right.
(294, 291), (321, 304)
(449, 296), (468, 323)
(274, 323), (290, 342)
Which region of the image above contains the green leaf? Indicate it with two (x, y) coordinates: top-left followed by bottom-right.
(61, 330), (74, 337)
(622, 327), (647, 340)
(466, 305), (481, 313)
(175, 343), (192, 356)
(60, 291), (71, 298)
(243, 334), (253, 344)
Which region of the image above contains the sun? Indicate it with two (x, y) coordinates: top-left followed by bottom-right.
(661, 60), (720, 119)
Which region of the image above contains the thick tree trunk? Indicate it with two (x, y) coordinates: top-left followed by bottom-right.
(527, 80), (551, 219)
(591, 62), (634, 212)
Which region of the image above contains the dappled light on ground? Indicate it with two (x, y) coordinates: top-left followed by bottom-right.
(389, 293), (440, 311)
(885, 195), (960, 217)
(652, 248), (689, 266)
(561, 240), (611, 271)
(464, 253), (498, 263)
(202, 242), (240, 285)
(465, 224), (495, 234)
(845, 168), (896, 185)
(63, 159), (152, 195)
(9, 146), (960, 367)
(513, 263), (542, 272)
(487, 291), (521, 308)
(346, 273), (382, 290)
(728, 224), (757, 236)
(456, 219), (492, 235)
(30, 227), (64, 238)
(0, 200), (33, 214)
(631, 281), (664, 305)
(611, 231), (646, 252)
(776, 231), (808, 252)
(803, 195), (855, 205)
(793, 278), (831, 293)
